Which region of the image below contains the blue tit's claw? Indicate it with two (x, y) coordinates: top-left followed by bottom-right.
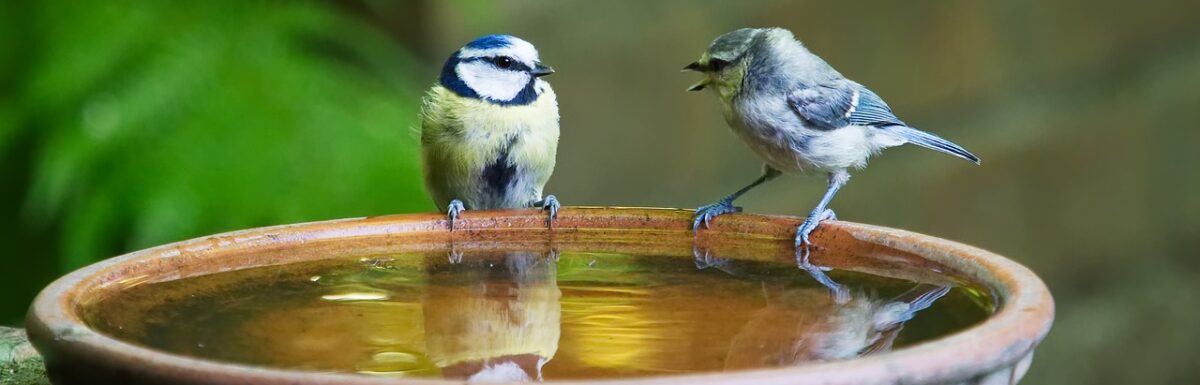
(446, 199), (466, 231)
(541, 195), (560, 228)
(447, 249), (464, 264)
(691, 200), (742, 232)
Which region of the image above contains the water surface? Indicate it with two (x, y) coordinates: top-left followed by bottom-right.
(84, 250), (993, 381)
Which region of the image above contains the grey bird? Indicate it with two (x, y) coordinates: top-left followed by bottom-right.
(684, 28), (979, 270)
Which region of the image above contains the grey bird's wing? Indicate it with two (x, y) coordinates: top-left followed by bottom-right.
(787, 80), (905, 130)
(788, 80), (982, 164)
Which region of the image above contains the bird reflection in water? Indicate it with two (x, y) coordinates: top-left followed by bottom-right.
(422, 251), (561, 383)
(693, 244), (951, 368)
(725, 283), (951, 369)
(422, 248), (951, 381)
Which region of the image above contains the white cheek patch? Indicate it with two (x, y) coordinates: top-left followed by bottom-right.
(459, 38), (541, 68)
(457, 61), (532, 101)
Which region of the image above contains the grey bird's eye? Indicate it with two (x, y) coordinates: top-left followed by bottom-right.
(492, 56), (515, 69)
(709, 58), (730, 72)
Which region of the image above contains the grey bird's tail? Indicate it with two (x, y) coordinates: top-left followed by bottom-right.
(880, 125), (981, 164)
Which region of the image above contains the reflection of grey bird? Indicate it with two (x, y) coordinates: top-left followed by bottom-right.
(684, 28), (979, 269)
(725, 285), (950, 368)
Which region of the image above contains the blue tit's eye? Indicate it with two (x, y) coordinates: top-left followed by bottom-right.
(492, 56), (515, 69)
(709, 59), (730, 72)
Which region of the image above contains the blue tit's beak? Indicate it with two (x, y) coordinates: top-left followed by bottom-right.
(531, 62), (555, 77)
(682, 62), (704, 72)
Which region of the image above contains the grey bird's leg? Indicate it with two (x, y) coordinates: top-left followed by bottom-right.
(795, 170), (849, 266)
(446, 199), (466, 231)
(529, 195), (560, 228)
(692, 165), (782, 231)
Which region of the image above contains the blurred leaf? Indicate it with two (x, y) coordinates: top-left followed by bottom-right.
(15, 1), (430, 269)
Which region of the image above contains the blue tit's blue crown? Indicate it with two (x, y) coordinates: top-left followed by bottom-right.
(464, 34), (514, 50)
(438, 34), (544, 106)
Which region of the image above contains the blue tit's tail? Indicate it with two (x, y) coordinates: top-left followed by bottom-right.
(879, 125), (981, 164)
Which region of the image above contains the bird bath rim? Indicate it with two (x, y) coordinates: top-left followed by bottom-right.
(27, 207), (1054, 385)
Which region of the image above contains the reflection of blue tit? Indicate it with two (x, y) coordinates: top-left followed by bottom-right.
(421, 35), (560, 230)
(684, 28), (979, 268)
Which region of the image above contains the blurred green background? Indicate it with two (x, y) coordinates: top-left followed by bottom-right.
(2, 0), (1198, 384)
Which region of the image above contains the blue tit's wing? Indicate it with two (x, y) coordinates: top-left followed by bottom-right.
(787, 80), (906, 130)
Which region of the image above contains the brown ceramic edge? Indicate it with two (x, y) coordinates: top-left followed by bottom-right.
(27, 207), (1055, 385)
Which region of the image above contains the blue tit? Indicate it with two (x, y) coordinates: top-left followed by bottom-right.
(421, 34), (560, 230)
(684, 28), (979, 269)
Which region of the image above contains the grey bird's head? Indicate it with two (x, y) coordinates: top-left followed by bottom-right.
(684, 28), (834, 99)
(682, 28), (767, 95)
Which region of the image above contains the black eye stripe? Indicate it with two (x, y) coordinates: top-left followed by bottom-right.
(461, 56), (533, 72)
(709, 58), (730, 71)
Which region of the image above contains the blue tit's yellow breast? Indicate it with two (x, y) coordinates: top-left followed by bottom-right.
(420, 83), (560, 209)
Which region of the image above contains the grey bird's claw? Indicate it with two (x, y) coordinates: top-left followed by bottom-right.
(794, 208), (837, 248)
(691, 244), (730, 270)
(797, 256), (848, 303)
(446, 199), (466, 231)
(447, 249), (464, 264)
(792, 208), (844, 301)
(541, 195), (560, 228)
(692, 200), (742, 232)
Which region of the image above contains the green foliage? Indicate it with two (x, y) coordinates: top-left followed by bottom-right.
(6, 1), (431, 270)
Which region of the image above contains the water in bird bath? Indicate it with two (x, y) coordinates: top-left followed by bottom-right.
(82, 250), (993, 381)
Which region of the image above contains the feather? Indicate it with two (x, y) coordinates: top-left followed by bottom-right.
(877, 125), (981, 164)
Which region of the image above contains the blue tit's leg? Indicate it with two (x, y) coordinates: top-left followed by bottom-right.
(692, 165), (782, 231)
(794, 170), (850, 263)
(446, 199), (466, 231)
(530, 195), (560, 228)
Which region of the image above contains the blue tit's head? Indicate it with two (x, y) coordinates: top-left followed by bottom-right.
(439, 34), (555, 106)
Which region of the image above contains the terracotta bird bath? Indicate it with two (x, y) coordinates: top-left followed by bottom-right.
(26, 207), (1053, 385)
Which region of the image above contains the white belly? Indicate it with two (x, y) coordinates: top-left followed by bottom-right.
(728, 97), (900, 173)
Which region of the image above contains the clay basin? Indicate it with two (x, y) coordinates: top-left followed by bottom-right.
(27, 207), (1053, 385)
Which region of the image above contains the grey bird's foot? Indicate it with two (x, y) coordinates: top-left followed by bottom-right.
(447, 249), (464, 264)
(794, 208), (837, 252)
(691, 244), (731, 270)
(692, 199), (743, 231)
(446, 199), (466, 231)
(792, 208), (845, 302)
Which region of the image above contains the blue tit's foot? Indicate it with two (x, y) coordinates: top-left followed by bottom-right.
(692, 199), (743, 232)
(446, 199), (466, 231)
(447, 249), (464, 264)
(546, 248), (561, 262)
(541, 195), (560, 228)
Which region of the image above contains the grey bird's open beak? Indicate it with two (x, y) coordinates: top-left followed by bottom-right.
(531, 62), (555, 77)
(683, 61), (709, 91)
